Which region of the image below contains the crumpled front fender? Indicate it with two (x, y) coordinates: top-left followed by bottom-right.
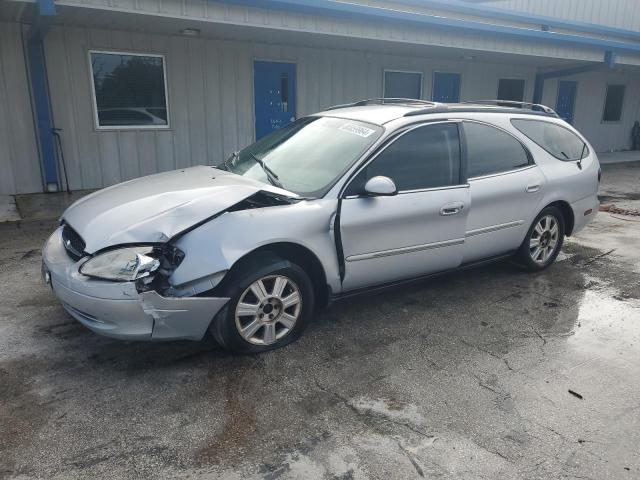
(140, 291), (229, 340)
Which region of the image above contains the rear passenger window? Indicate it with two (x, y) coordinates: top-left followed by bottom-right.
(511, 119), (588, 161)
(354, 123), (461, 192)
(464, 122), (531, 178)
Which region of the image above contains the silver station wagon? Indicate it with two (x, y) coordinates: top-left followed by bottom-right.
(42, 99), (600, 353)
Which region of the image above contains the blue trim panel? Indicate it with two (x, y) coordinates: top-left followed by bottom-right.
(401, 0), (640, 42)
(28, 0), (58, 189)
(605, 51), (617, 69)
(217, 0), (640, 55)
(37, 0), (56, 16)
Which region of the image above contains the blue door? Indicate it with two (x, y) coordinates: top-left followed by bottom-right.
(254, 61), (296, 140)
(556, 80), (577, 123)
(432, 72), (461, 103)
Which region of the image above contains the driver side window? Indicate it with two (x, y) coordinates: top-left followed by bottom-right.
(347, 123), (462, 195)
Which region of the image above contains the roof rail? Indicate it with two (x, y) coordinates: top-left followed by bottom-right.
(460, 100), (559, 116)
(403, 101), (559, 118)
(325, 98), (437, 110)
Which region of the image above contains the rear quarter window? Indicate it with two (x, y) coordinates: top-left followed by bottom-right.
(511, 119), (588, 161)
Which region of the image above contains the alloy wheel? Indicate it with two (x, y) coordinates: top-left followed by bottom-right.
(529, 214), (559, 265)
(234, 275), (302, 345)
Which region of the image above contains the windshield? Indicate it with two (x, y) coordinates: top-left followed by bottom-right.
(219, 117), (384, 197)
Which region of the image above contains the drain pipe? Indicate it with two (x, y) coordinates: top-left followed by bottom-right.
(52, 128), (70, 193)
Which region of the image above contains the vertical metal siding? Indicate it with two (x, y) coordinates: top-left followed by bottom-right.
(41, 24), (635, 191)
(0, 23), (43, 195)
(56, 0), (610, 63)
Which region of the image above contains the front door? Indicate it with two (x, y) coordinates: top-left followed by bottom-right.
(340, 122), (469, 291)
(254, 61), (296, 140)
(432, 72), (461, 103)
(556, 80), (577, 124)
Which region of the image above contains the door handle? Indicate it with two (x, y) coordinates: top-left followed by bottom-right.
(440, 202), (464, 216)
(526, 184), (541, 193)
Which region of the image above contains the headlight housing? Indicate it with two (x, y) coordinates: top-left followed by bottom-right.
(79, 246), (161, 282)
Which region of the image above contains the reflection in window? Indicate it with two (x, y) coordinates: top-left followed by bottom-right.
(352, 123), (461, 193)
(465, 122), (530, 177)
(511, 119), (588, 161)
(90, 52), (168, 128)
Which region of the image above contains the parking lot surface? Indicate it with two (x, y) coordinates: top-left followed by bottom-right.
(1, 162), (639, 480)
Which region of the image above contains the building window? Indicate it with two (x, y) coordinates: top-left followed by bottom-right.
(89, 51), (169, 129)
(602, 85), (625, 122)
(497, 79), (525, 105)
(383, 70), (423, 99)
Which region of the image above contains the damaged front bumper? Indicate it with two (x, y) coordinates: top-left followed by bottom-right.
(42, 227), (229, 341)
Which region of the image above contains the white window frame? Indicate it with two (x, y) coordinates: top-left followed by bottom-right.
(88, 49), (170, 131)
(383, 69), (424, 100)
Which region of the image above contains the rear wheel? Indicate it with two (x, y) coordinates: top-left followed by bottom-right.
(517, 206), (565, 271)
(209, 256), (314, 353)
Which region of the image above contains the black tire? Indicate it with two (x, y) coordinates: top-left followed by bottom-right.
(209, 254), (315, 354)
(516, 206), (565, 271)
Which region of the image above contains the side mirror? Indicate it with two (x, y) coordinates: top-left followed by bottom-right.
(363, 176), (397, 197)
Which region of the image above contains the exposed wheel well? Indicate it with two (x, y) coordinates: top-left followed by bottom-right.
(545, 200), (575, 236)
(214, 243), (330, 308)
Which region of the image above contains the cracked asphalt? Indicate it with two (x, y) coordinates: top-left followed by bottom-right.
(1, 162), (639, 480)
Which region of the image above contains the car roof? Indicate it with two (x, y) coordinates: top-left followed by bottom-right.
(315, 105), (419, 125)
(316, 99), (559, 126)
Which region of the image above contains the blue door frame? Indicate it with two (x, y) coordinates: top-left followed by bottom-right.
(432, 72), (461, 103)
(254, 61), (297, 140)
(556, 80), (577, 124)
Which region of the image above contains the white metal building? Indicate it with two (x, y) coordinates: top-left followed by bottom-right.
(1, 0), (639, 194)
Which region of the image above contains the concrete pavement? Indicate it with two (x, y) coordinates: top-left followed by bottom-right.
(0, 162), (639, 480)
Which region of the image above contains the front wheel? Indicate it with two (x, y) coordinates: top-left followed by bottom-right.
(516, 206), (565, 271)
(209, 256), (314, 353)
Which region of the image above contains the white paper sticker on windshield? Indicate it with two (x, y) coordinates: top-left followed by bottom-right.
(339, 123), (376, 138)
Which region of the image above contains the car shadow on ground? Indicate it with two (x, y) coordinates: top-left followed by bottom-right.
(57, 250), (589, 375)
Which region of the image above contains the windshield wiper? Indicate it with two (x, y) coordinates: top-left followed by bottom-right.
(248, 153), (283, 189)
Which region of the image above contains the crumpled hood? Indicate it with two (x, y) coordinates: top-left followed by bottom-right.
(63, 166), (295, 253)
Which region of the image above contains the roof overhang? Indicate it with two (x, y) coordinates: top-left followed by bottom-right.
(214, 0), (640, 56)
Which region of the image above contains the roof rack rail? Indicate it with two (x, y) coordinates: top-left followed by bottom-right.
(460, 100), (559, 116)
(403, 101), (559, 118)
(325, 98), (437, 110)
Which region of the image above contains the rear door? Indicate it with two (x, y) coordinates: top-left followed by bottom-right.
(461, 121), (545, 263)
(339, 122), (469, 291)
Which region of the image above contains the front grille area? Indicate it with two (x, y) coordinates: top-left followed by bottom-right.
(61, 224), (86, 261)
